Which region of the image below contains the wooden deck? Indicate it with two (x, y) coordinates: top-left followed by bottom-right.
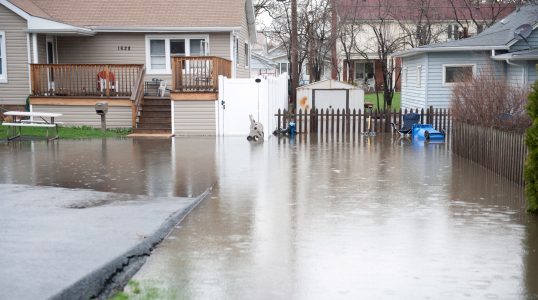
(171, 56), (231, 94)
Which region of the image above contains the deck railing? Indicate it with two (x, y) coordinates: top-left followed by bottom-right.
(172, 56), (232, 92)
(30, 64), (144, 97)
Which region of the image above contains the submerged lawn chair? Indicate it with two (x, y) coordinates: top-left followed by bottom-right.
(391, 113), (420, 136)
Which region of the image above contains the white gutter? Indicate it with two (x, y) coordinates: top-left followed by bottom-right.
(92, 27), (241, 33)
(394, 46), (510, 58)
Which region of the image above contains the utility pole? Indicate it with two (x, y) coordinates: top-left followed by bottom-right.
(277, 0), (298, 110)
(290, 0), (298, 110)
(331, 0), (338, 80)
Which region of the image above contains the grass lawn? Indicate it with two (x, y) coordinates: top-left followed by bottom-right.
(0, 125), (132, 140)
(364, 92), (401, 111)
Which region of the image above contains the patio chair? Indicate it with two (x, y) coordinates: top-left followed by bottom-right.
(97, 71), (117, 96)
(391, 113), (420, 136)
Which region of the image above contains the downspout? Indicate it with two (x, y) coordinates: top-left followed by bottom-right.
(506, 59), (526, 86)
(26, 33), (32, 94)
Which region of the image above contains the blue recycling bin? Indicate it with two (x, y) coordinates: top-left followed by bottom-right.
(412, 124), (445, 140)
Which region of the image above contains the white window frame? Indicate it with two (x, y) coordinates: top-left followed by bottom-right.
(447, 24), (459, 40)
(244, 41), (250, 68)
(0, 31), (7, 83)
(416, 65), (422, 88)
(442, 64), (476, 87)
(145, 34), (210, 75)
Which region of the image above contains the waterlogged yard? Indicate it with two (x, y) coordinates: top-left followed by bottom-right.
(0, 136), (536, 299)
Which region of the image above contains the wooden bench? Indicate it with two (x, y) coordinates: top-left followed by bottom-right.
(2, 111), (62, 141)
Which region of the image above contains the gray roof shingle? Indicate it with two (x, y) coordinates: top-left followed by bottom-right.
(8, 0), (247, 29)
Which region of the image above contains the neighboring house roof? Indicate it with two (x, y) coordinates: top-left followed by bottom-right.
(268, 45), (288, 59)
(251, 52), (277, 70)
(337, 0), (515, 22)
(297, 79), (359, 90)
(2, 0), (256, 40)
(394, 4), (538, 57)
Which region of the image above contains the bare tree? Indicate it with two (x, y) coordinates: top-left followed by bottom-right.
(337, 1), (364, 84)
(396, 0), (447, 48)
(254, 0), (276, 18)
(339, 0), (403, 111)
(447, 0), (522, 36)
(264, 0), (334, 84)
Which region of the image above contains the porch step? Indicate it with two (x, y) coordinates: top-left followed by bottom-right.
(139, 111), (171, 118)
(133, 128), (172, 134)
(140, 105), (170, 112)
(142, 98), (170, 106)
(139, 117), (171, 124)
(136, 96), (172, 134)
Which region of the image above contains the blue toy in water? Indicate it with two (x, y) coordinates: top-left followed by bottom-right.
(273, 121), (296, 136)
(412, 124), (446, 141)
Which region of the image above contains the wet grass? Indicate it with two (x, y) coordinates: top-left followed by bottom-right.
(110, 280), (177, 300)
(0, 125), (131, 140)
(364, 92), (401, 111)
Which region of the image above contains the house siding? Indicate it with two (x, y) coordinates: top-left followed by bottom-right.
(528, 61), (538, 84)
(173, 100), (216, 135)
(235, 4), (251, 79)
(401, 54), (427, 109)
(0, 4), (29, 105)
(512, 27), (538, 51)
(506, 63), (525, 86)
(425, 51), (492, 108)
(56, 33), (146, 65)
(209, 32), (231, 59)
(57, 32), (232, 86)
(31, 105), (132, 128)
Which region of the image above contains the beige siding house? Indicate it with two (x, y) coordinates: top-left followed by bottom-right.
(0, 0), (256, 134)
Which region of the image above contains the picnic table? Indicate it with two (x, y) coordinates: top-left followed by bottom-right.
(2, 111), (63, 141)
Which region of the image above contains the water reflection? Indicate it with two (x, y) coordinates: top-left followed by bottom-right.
(0, 136), (536, 298)
(0, 137), (217, 197)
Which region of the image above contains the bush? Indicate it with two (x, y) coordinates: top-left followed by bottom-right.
(526, 80), (538, 213)
(451, 70), (531, 133)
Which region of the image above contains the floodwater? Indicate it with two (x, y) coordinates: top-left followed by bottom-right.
(0, 136), (537, 299)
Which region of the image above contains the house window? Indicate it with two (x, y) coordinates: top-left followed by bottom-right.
(278, 62), (289, 75)
(354, 61), (374, 83)
(447, 24), (459, 40)
(190, 39), (206, 56)
(0, 32), (6, 83)
(170, 39), (185, 56)
(416, 65), (422, 87)
(244, 42), (249, 67)
(146, 35), (208, 74)
(443, 64), (475, 85)
(150, 40), (166, 70)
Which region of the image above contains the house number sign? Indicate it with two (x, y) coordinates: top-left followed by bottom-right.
(117, 46), (131, 51)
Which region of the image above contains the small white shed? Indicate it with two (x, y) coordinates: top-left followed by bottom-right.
(296, 80), (364, 112)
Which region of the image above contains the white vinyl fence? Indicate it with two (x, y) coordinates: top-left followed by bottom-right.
(216, 74), (288, 140)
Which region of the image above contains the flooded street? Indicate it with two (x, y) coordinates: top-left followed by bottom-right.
(1, 136), (537, 299)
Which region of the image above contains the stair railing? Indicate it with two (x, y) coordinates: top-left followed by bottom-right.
(130, 66), (146, 128)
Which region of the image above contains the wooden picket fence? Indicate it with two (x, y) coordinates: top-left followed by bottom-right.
(275, 106), (451, 136)
(452, 122), (527, 185)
